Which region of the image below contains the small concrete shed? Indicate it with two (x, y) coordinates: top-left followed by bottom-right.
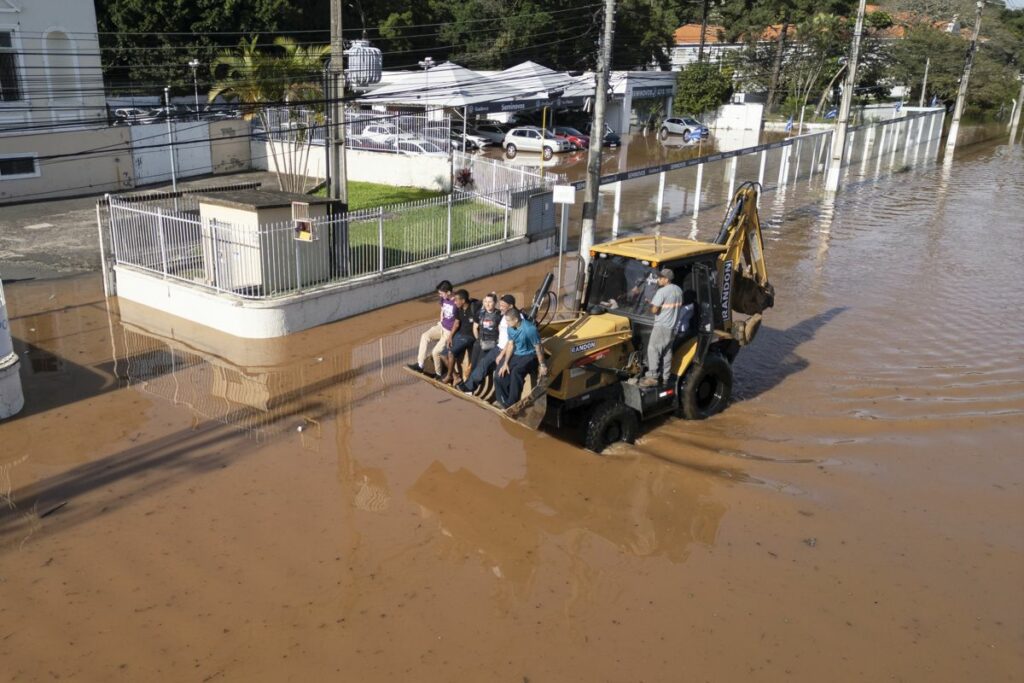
(195, 190), (342, 294)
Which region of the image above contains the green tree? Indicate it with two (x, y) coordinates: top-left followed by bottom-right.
(208, 36), (328, 193)
(673, 61), (734, 115)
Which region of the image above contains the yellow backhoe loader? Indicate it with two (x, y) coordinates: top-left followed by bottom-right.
(404, 182), (774, 452)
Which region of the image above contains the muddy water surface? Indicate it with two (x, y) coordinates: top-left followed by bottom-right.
(1, 142), (1022, 682)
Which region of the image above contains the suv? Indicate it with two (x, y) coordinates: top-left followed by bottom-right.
(471, 122), (508, 145)
(660, 117), (710, 142)
(503, 126), (571, 160)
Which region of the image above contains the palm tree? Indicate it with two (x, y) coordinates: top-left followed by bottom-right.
(208, 36), (329, 194)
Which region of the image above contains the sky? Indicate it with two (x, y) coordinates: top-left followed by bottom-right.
(1006, 0), (1023, 9)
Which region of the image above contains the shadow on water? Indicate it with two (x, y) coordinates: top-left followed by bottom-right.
(733, 306), (847, 401)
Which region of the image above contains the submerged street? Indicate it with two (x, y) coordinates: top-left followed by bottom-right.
(1, 140), (1022, 681)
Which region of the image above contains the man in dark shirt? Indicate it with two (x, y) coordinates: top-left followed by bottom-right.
(444, 289), (478, 384)
(459, 294), (514, 395)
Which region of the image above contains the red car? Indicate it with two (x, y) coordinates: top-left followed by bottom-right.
(551, 126), (590, 150)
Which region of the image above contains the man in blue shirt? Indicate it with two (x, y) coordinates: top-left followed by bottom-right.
(494, 308), (547, 409)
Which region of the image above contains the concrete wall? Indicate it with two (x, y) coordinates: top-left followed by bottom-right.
(209, 120), (252, 174)
(0, 118), (250, 205)
(0, 127), (135, 203)
(252, 139), (452, 190)
(114, 231), (557, 339)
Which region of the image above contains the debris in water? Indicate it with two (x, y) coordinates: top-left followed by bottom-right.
(39, 501), (68, 518)
(803, 537), (817, 548)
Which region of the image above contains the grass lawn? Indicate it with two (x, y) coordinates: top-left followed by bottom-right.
(344, 198), (509, 274)
(314, 180), (442, 210)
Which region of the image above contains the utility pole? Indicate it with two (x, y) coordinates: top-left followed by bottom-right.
(945, 1), (984, 159)
(579, 0), (616, 272)
(919, 56), (930, 108)
(329, 0), (347, 207)
(697, 0), (710, 64)
(164, 86), (178, 193)
(1010, 75), (1024, 145)
(825, 0), (867, 193)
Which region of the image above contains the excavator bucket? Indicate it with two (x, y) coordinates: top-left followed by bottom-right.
(402, 367), (548, 430)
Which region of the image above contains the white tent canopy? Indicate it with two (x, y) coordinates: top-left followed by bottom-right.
(359, 61), (506, 108)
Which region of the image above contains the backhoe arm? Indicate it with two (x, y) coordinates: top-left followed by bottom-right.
(715, 183), (775, 322)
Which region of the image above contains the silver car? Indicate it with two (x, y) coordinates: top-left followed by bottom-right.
(503, 126), (571, 160)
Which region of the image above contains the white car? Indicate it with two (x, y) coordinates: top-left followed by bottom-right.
(471, 122), (508, 145)
(503, 126), (571, 160)
(361, 123), (403, 143)
(391, 137), (446, 156)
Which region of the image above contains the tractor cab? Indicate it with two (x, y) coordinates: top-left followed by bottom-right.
(581, 237), (727, 362)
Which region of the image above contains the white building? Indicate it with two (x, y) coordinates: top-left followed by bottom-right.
(0, 0), (130, 202)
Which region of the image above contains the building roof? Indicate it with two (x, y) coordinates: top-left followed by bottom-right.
(673, 24), (726, 45)
(196, 189), (340, 211)
(593, 235), (726, 263)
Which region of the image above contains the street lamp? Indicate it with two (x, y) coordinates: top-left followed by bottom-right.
(418, 56), (435, 105)
(188, 58), (200, 121)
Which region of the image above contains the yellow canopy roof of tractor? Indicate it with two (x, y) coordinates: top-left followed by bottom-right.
(592, 235), (727, 264)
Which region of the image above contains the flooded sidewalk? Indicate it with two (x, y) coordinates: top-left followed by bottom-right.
(0, 141), (1022, 681)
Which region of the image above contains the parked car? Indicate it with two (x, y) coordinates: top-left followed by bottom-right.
(392, 138), (446, 156)
(470, 122), (508, 145)
(503, 126), (572, 160)
(551, 126), (590, 150)
(583, 123), (621, 147)
(659, 116), (710, 142)
(361, 123), (404, 143)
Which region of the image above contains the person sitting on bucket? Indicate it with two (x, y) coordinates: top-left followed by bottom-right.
(459, 294), (515, 395)
(640, 269), (683, 388)
(443, 289), (478, 385)
(494, 308), (546, 409)
(411, 280), (457, 379)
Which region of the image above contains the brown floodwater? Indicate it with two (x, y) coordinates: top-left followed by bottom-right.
(1, 140), (1022, 682)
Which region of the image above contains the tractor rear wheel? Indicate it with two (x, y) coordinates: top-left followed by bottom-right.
(679, 353), (733, 420)
(583, 401), (639, 453)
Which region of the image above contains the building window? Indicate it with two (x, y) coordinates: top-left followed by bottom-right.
(0, 155), (38, 179)
(0, 30), (21, 102)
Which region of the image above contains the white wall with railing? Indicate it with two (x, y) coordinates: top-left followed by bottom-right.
(106, 186), (529, 300)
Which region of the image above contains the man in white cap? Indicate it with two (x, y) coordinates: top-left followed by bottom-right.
(639, 268), (683, 387)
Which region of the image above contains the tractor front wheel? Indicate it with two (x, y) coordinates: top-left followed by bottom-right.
(583, 401), (639, 453)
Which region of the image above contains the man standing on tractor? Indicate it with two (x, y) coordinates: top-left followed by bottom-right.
(494, 308), (547, 408)
(639, 269), (683, 388)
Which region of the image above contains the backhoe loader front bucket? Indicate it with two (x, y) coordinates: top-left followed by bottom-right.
(402, 367), (548, 430)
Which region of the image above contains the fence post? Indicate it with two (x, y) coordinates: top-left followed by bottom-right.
(611, 181), (622, 238)
(209, 220), (221, 291)
(727, 156), (737, 199)
(694, 162), (704, 218)
(655, 171), (666, 223)
(446, 192), (453, 256)
(378, 207), (385, 273)
(503, 188), (510, 240)
(156, 207), (168, 277)
(295, 239), (303, 293)
(758, 150), (767, 186)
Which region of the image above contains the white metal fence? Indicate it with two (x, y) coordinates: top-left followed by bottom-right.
(255, 107), (455, 155)
(452, 151), (558, 194)
(107, 186), (527, 299)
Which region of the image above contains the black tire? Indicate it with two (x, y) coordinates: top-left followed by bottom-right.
(679, 353), (733, 420)
(583, 401), (639, 453)
(682, 129), (692, 142)
(542, 146), (554, 161)
(505, 143), (518, 159)
(659, 127), (669, 140)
